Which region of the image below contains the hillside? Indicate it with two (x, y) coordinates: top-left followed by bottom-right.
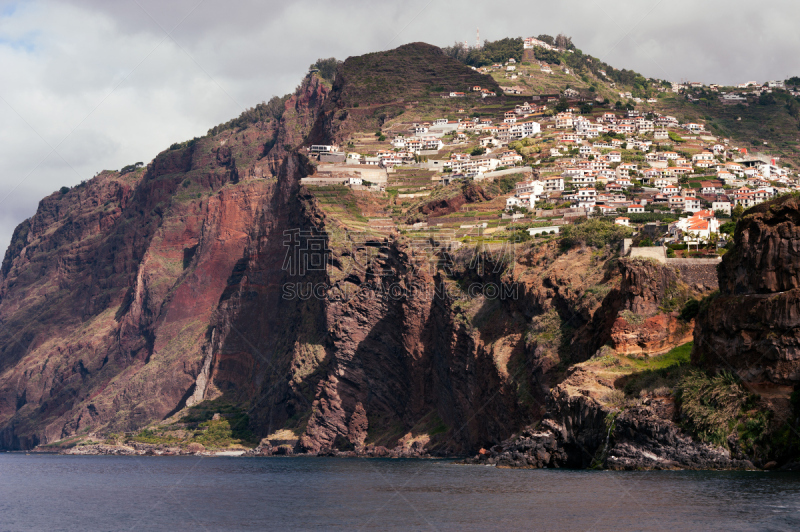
(311, 42), (502, 144)
(444, 36), (800, 168)
(1, 40), (799, 469)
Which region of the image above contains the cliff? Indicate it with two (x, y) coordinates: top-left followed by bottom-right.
(1, 42), (794, 468)
(694, 194), (800, 385)
(0, 44), (525, 452)
(0, 72), (324, 449)
(574, 257), (698, 358)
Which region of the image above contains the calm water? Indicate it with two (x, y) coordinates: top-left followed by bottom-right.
(1, 454), (800, 531)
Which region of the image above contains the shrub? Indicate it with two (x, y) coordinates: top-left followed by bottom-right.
(560, 218), (633, 249)
(602, 389), (628, 409)
(679, 299), (700, 321)
(677, 371), (751, 446)
(59, 186), (70, 194)
(619, 309), (646, 325)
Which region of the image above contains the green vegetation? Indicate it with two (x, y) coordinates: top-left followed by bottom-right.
(443, 37), (524, 66)
(677, 370), (755, 447)
(127, 399), (259, 449)
(207, 94), (291, 136)
(619, 309), (646, 325)
(310, 57), (341, 82)
(524, 307), (576, 369)
(560, 218), (633, 249)
(619, 342), (693, 397)
(668, 131), (685, 143)
(679, 298), (701, 321)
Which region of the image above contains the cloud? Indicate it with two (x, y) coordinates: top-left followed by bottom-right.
(0, 0), (798, 253)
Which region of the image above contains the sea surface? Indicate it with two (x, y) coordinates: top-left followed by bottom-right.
(1, 454), (800, 531)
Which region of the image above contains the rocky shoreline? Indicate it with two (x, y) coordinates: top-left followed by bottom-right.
(54, 441), (438, 459)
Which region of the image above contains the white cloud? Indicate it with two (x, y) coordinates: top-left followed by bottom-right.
(0, 0), (798, 252)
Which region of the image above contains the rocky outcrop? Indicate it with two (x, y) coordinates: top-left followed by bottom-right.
(694, 195), (800, 384)
(575, 258), (696, 358)
(464, 366), (754, 470)
(409, 182), (493, 220)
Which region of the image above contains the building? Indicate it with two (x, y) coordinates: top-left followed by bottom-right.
(310, 145), (338, 153)
(527, 225), (560, 237)
(712, 201), (732, 216)
(543, 176), (565, 192)
(669, 210), (720, 242)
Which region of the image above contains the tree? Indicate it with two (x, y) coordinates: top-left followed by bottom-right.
(555, 98), (568, 113)
(536, 34), (555, 46)
(732, 204), (744, 221)
(207, 94), (291, 135)
(758, 93), (777, 106)
(470, 146), (486, 156)
(554, 33), (574, 50)
(786, 99), (800, 118)
(441, 41), (469, 62)
(580, 103), (593, 114)
(310, 57), (341, 82)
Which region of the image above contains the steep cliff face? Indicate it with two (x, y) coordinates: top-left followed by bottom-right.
(0, 47), (519, 452)
(576, 258), (696, 358)
(0, 75), (315, 448)
(464, 362), (754, 471)
(0, 42), (735, 460)
(694, 195), (800, 384)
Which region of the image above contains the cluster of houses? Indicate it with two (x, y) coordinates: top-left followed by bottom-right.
(672, 78), (800, 102)
(498, 98), (799, 244)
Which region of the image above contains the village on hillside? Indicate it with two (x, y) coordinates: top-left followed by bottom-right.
(299, 37), (800, 257)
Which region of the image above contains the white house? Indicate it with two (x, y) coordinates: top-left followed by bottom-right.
(528, 226), (560, 236)
(615, 217), (630, 226)
(670, 210), (720, 242)
(712, 201), (732, 216)
(544, 176), (565, 191)
(683, 196), (702, 212)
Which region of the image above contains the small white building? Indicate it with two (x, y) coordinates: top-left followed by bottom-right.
(615, 217), (630, 226)
(712, 201), (732, 216)
(528, 226), (560, 236)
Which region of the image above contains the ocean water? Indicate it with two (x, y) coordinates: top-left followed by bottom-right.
(1, 454), (799, 531)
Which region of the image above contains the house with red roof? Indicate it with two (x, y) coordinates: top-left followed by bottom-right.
(669, 210), (720, 242)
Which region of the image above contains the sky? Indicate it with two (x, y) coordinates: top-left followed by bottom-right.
(0, 0), (798, 253)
